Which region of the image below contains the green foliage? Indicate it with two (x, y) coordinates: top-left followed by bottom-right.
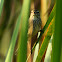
(17, 0), (31, 62)
(52, 0), (62, 62)
(32, 5), (56, 54)
(1, 0), (61, 62)
(5, 0), (31, 62)
(5, 10), (22, 62)
(36, 18), (54, 62)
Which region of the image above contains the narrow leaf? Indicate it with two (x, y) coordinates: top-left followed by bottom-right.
(5, 7), (22, 62)
(32, 4), (56, 53)
(17, 0), (31, 62)
(36, 17), (54, 62)
(52, 0), (62, 62)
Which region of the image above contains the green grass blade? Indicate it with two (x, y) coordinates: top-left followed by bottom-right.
(33, 42), (39, 62)
(0, 0), (4, 16)
(32, 4), (56, 53)
(44, 35), (53, 62)
(17, 0), (31, 62)
(5, 8), (22, 62)
(36, 17), (54, 62)
(52, 0), (62, 62)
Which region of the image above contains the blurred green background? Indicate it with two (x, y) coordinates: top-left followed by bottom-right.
(0, 0), (62, 62)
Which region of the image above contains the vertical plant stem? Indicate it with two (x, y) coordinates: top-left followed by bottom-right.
(52, 0), (62, 62)
(17, 0), (31, 62)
